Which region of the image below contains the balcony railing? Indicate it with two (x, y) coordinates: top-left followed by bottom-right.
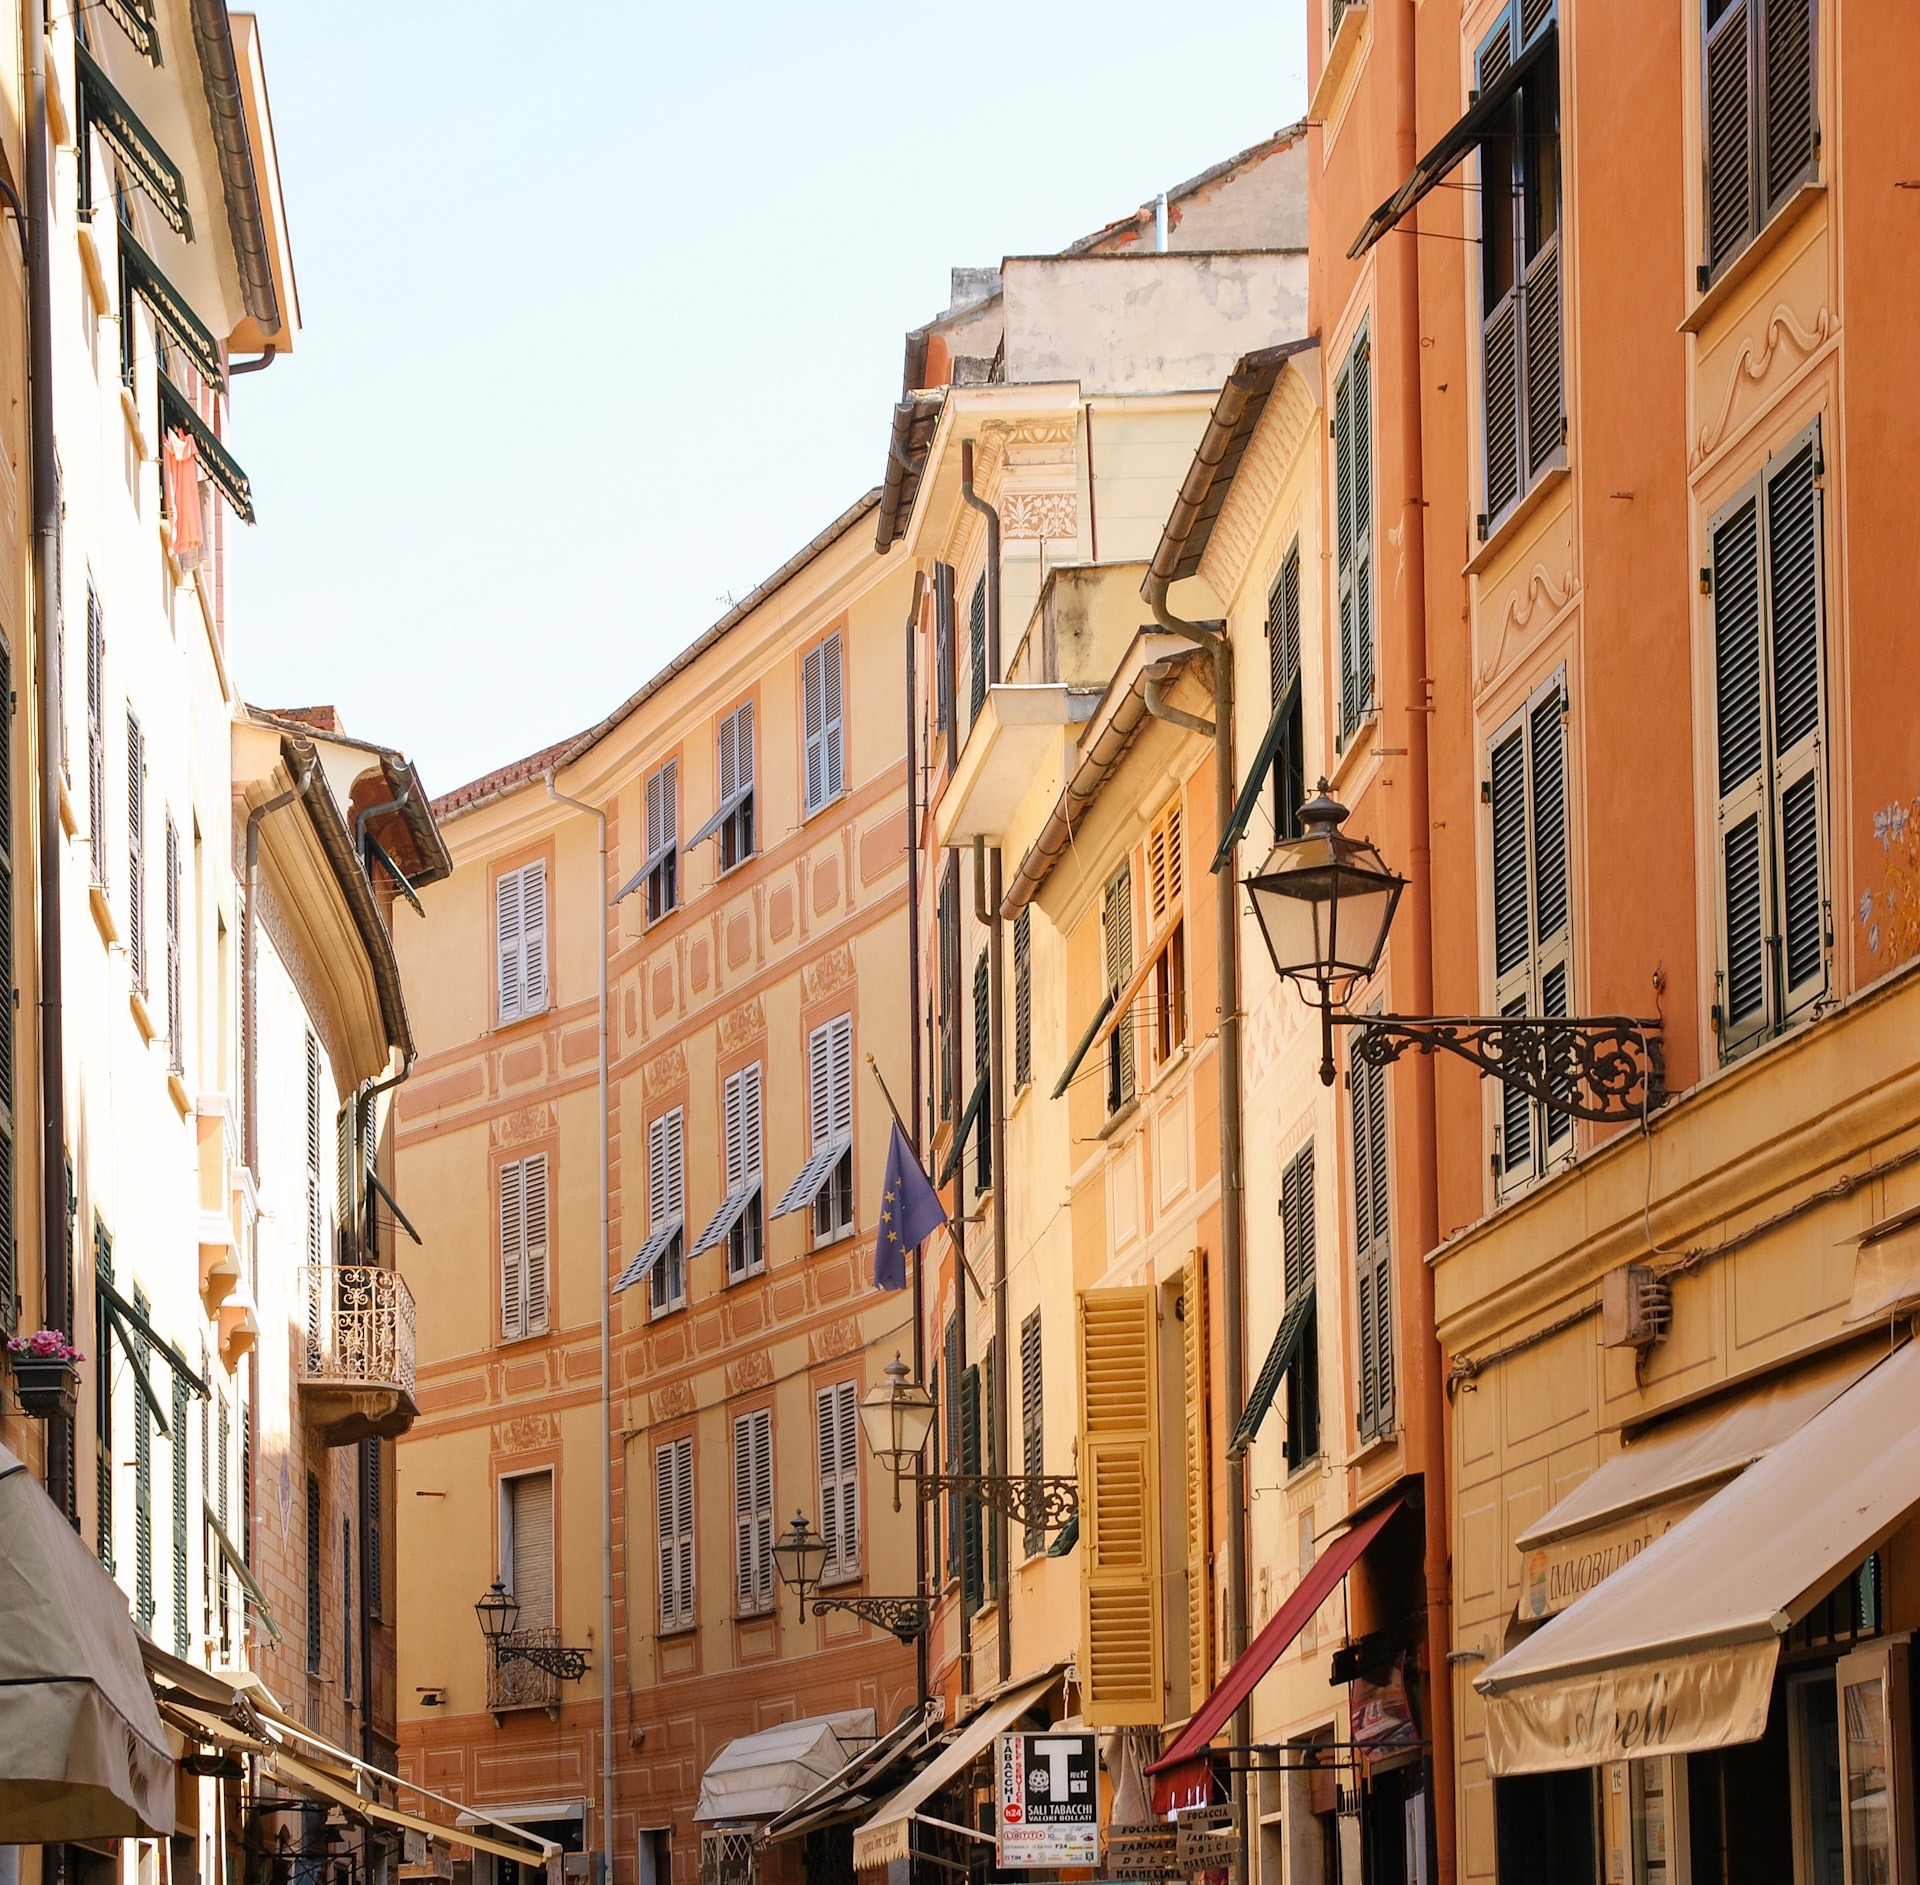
(486, 1628), (561, 1714)
(298, 1265), (418, 1444)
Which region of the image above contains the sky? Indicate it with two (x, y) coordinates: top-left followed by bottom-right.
(228, 2), (1310, 797)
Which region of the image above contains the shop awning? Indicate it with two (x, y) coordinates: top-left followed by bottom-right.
(1348, 25), (1557, 258)
(1147, 1499), (1401, 1811)
(853, 1671), (1058, 1871)
(759, 1704), (944, 1846)
(0, 1441), (176, 1841)
(696, 1710), (875, 1824)
(1478, 1338), (1920, 1776)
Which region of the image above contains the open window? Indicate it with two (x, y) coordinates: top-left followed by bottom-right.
(686, 702), (755, 871)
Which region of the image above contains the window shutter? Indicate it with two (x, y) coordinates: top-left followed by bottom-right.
(126, 711), (144, 989)
(968, 576), (988, 730)
(658, 1440), (694, 1632)
(1268, 544), (1304, 837)
(522, 1154), (550, 1335)
(1103, 867), (1136, 1109)
(1704, 0), (1757, 279)
(1711, 483), (1769, 1057)
(804, 632), (844, 814)
(1335, 331), (1374, 740)
(304, 1472), (320, 1669)
(1180, 1252), (1213, 1708)
(495, 868), (523, 1024)
(1281, 1145), (1320, 1467)
(520, 864), (548, 1014)
(1077, 1286), (1162, 1726)
(1146, 801), (1182, 927)
(336, 1105), (353, 1253)
(960, 1363), (983, 1612)
(821, 632), (844, 801)
(506, 1472), (555, 1630)
(733, 1415), (754, 1612)
(733, 1410), (772, 1614)
(1483, 297), (1521, 523)
(1766, 433), (1825, 1020)
(498, 1158), (526, 1339)
(972, 952), (991, 1193)
(675, 1440), (695, 1629)
(1020, 1308), (1044, 1557)
(829, 1015), (853, 1140)
(803, 642), (824, 815)
(1530, 685), (1573, 1148)
(1334, 361), (1358, 736)
(0, 630), (10, 1333)
(1523, 235), (1562, 482)
(817, 1382), (859, 1581)
(164, 815), (181, 1070)
(170, 1371), (189, 1656)
(753, 1410), (773, 1611)
(1012, 907), (1033, 1091)
(934, 563), (957, 761)
(1761, 0), (1816, 211)
(724, 1068), (745, 1192)
(87, 591), (105, 883)
(938, 859), (959, 1121)
(735, 701), (755, 797)
(1351, 1049), (1394, 1442)
(942, 1315), (962, 1584)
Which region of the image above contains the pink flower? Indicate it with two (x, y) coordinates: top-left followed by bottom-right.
(8, 1327), (83, 1363)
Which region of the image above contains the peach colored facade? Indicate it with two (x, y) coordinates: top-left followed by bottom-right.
(393, 497), (921, 1885)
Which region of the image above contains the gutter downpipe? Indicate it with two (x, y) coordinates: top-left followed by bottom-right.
(901, 569), (930, 1710)
(1394, 8), (1454, 1879)
(960, 443), (1012, 1689)
(544, 774), (615, 1876)
(1143, 580), (1246, 1880)
(28, 0), (68, 1436)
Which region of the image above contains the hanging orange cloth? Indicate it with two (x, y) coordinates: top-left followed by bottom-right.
(163, 429), (204, 569)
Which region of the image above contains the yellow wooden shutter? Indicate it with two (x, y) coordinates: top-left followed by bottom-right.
(1078, 1286), (1162, 1726)
(1181, 1251), (1213, 1708)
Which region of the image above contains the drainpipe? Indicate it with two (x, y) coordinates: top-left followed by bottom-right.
(901, 569), (930, 1710)
(1142, 582), (1247, 1876)
(960, 447), (1012, 1689)
(544, 773), (615, 1876)
(28, 0), (69, 1495)
(1393, 6), (1455, 1878)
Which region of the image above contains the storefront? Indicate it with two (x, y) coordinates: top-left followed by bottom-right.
(1477, 1340), (1920, 1885)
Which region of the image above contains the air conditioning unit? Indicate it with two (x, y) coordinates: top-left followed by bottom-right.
(1602, 1265), (1671, 1350)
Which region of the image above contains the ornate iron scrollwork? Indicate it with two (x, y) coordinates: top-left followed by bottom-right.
(492, 1638), (590, 1682)
(809, 1594), (933, 1642)
(1341, 1013), (1664, 1124)
(915, 1472), (1079, 1531)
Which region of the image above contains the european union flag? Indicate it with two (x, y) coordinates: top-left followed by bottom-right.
(874, 1121), (947, 1291)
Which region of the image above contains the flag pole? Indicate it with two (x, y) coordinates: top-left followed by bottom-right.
(865, 1054), (985, 1302)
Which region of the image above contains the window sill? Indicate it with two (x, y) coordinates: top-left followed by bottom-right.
(802, 789), (847, 827)
(496, 1327), (554, 1350)
(657, 1621), (696, 1640)
(491, 1004), (555, 1037)
(129, 987), (156, 1044)
(1097, 1098), (1140, 1143)
(58, 775), (76, 839)
(1464, 459), (1571, 578)
(725, 1265), (766, 1288)
(1680, 180), (1826, 336)
(1285, 1451), (1327, 1488)
(648, 1300), (687, 1324)
(1327, 711), (1380, 795)
(89, 881), (119, 947)
(1342, 1430), (1400, 1470)
(119, 383), (150, 463)
(811, 1225), (857, 1255)
(1149, 1041), (1193, 1089)
(818, 1568), (862, 1590)
(166, 1071), (192, 1118)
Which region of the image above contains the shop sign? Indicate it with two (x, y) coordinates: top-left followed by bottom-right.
(996, 1731), (1099, 1867)
(1520, 1499), (1701, 1620)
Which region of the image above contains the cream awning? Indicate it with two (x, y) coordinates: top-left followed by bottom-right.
(0, 1442), (176, 1841)
(852, 1672), (1056, 1872)
(1511, 1343), (1876, 1619)
(1478, 1338), (1920, 1775)
(695, 1710), (875, 1824)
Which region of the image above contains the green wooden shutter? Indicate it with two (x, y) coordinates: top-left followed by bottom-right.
(1336, 329), (1374, 742)
(1103, 867), (1135, 1111)
(306, 1473), (322, 1670)
(1704, 0), (1757, 281)
(960, 1362), (983, 1613)
(135, 1282), (154, 1628)
(171, 1371), (189, 1656)
(972, 951), (991, 1192)
(1711, 480), (1770, 1059)
(1013, 909), (1032, 1090)
(934, 563), (957, 763)
(1268, 544), (1304, 838)
(1282, 1145), (1320, 1469)
(943, 1315), (961, 1583)
(95, 1228), (113, 1568)
(938, 858), (959, 1121)
(126, 712), (144, 991)
(1020, 1309), (1044, 1557)
(1351, 1049), (1394, 1442)
(968, 576), (988, 730)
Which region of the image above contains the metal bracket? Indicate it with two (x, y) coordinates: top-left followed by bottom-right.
(492, 1642), (590, 1681)
(915, 1472), (1079, 1531)
(1339, 1012), (1664, 1124)
(809, 1593), (934, 1642)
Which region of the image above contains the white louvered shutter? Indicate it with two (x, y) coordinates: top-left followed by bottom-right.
(733, 1410), (772, 1614)
(522, 1154), (550, 1335)
(499, 1159), (526, 1339)
(496, 868), (524, 1023)
(506, 1473), (555, 1631)
(520, 864), (548, 1014)
(657, 1439), (694, 1632)
(734, 702), (756, 798)
(647, 761), (677, 861)
(803, 643), (825, 815)
(817, 1382), (859, 1581)
(828, 1016), (852, 1139)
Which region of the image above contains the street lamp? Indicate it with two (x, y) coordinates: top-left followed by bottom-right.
(473, 1579), (591, 1681)
(1243, 786), (1663, 1121)
(859, 1355), (937, 1511)
(770, 1512), (932, 1643)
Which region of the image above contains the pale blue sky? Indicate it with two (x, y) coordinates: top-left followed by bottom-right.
(229, 3), (1309, 795)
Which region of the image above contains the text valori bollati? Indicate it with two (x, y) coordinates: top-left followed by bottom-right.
(1522, 1498), (1701, 1619)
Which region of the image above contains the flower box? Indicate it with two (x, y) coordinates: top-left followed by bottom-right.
(10, 1354), (79, 1419)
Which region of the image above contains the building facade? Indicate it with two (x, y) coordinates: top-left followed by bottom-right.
(392, 496), (922, 1885)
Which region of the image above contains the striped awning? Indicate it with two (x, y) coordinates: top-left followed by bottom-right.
(76, 42), (191, 238)
(159, 377), (254, 523)
(122, 227), (222, 387)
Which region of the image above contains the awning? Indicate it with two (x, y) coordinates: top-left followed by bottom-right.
(690, 1179), (761, 1257)
(759, 1704), (944, 1846)
(1348, 25), (1558, 258)
(1147, 1499), (1401, 1811)
(1050, 990), (1117, 1102)
(205, 1511), (284, 1640)
(75, 41), (191, 239)
(1478, 1338), (1920, 1776)
(616, 1218), (682, 1293)
(772, 1137), (851, 1219)
(1511, 1342), (1875, 1619)
(936, 1078), (986, 1186)
(0, 1442), (176, 1840)
(159, 377), (255, 524)
(852, 1674), (1056, 1871)
(1229, 1281), (1316, 1459)
(1214, 676), (1299, 870)
(695, 1710), (875, 1824)
(121, 225), (223, 388)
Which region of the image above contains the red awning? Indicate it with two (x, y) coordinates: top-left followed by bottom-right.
(1147, 1499), (1403, 1806)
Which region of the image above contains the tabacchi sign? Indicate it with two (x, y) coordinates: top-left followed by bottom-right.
(996, 1732), (1099, 1867)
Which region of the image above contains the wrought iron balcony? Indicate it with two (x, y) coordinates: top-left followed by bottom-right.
(486, 1627), (562, 1714)
(298, 1265), (418, 1446)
